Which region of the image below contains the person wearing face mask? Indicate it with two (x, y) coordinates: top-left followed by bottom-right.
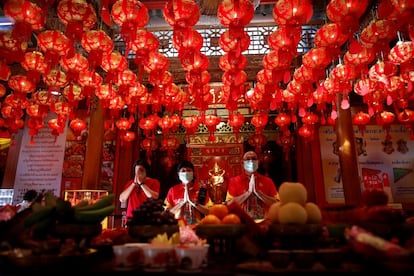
(164, 160), (211, 225)
(226, 150), (279, 222)
(119, 159), (160, 225)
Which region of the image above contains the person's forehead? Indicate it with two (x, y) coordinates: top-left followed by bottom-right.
(179, 167), (193, 171)
(135, 165), (146, 170)
(243, 151), (257, 159)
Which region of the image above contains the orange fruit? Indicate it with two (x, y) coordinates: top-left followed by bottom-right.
(221, 213), (241, 224)
(208, 204), (229, 219)
(201, 214), (221, 224)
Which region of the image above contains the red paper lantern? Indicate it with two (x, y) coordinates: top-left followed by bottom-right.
(388, 41), (414, 64)
(37, 30), (71, 67)
(81, 30), (114, 69)
(120, 130), (136, 143)
(302, 47), (332, 69)
(314, 23), (349, 54)
(43, 69), (69, 94)
(60, 53), (89, 81)
(101, 51), (128, 83)
(251, 111), (268, 134)
(182, 115), (200, 136)
(326, 0), (368, 33)
(204, 114), (221, 142)
(352, 111), (371, 136)
(268, 26), (301, 53)
(69, 117), (87, 137)
(360, 19), (397, 51)
(217, 0), (254, 28)
(139, 114), (159, 137)
(272, 0), (313, 26)
(274, 112), (291, 135)
(228, 112), (245, 137)
(248, 133), (267, 153)
(140, 137), (158, 160)
(0, 84), (6, 98)
(111, 0), (149, 54)
(219, 30), (250, 53)
(163, 0), (200, 28)
(63, 83), (85, 104)
(0, 32), (28, 63)
(4, 0), (45, 41)
(21, 51), (48, 84)
(57, 0), (97, 42)
(77, 70), (103, 97)
(143, 51), (170, 73)
(158, 115), (174, 136)
(219, 53), (247, 71)
(298, 124), (314, 140)
(354, 78), (378, 96)
(130, 29), (160, 62)
(377, 110), (395, 140)
(7, 74), (36, 95)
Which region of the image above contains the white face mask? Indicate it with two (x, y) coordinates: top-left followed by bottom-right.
(179, 172), (193, 184)
(244, 160), (259, 173)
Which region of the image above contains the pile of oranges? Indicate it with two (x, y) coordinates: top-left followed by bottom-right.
(199, 204), (242, 225)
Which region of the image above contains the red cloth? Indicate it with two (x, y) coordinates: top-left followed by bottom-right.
(122, 177), (160, 219)
(226, 172), (278, 220)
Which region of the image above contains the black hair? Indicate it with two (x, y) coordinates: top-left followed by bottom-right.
(176, 160), (195, 173)
(132, 159), (150, 174)
(23, 190), (37, 201)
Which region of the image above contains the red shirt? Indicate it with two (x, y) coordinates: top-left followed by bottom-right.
(164, 182), (212, 224)
(123, 177), (160, 219)
(226, 172), (278, 220)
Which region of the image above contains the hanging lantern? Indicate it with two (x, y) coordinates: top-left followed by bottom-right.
(274, 112), (292, 135)
(314, 23), (349, 55)
(302, 47), (332, 69)
(388, 41), (414, 64)
(140, 137), (158, 162)
(158, 115), (174, 137)
(163, 0), (200, 28)
(377, 110), (396, 140)
(182, 115), (200, 137)
(326, 0), (368, 33)
(251, 111), (269, 134)
(298, 124), (315, 141)
(57, 0), (97, 43)
(203, 114), (221, 142)
(81, 30), (114, 69)
(276, 132), (295, 161)
(0, 60), (11, 81)
(0, 32), (28, 64)
(160, 136), (180, 159)
(217, 0), (254, 28)
(4, 0), (45, 41)
(60, 53), (89, 82)
(69, 117), (87, 137)
(77, 70), (103, 98)
(397, 108), (414, 139)
(115, 117), (132, 131)
(48, 116), (67, 139)
(43, 69), (69, 94)
(268, 26), (301, 53)
(7, 74), (36, 96)
(100, 51), (128, 83)
(272, 0), (313, 26)
(354, 78), (378, 97)
(143, 51), (170, 73)
(228, 112), (245, 138)
(360, 19), (397, 51)
(120, 130), (136, 146)
(131, 28), (160, 66)
(0, 84), (6, 98)
(37, 30), (71, 67)
(63, 83), (85, 106)
(352, 111), (371, 136)
(248, 133), (267, 153)
(21, 51), (48, 84)
(139, 114), (159, 138)
(27, 116), (44, 144)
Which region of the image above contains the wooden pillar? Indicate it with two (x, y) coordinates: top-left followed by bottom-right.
(82, 98), (104, 189)
(336, 96), (362, 205)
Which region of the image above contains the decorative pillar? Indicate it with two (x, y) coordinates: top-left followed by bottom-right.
(82, 97), (104, 189)
(336, 95), (362, 205)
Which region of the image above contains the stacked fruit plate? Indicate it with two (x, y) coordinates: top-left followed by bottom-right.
(195, 203), (247, 238)
(127, 198), (179, 241)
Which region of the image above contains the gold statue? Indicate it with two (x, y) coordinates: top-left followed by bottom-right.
(207, 162), (227, 203)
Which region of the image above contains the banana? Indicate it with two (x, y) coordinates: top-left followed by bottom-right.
(24, 205), (55, 228)
(44, 191), (57, 207)
(74, 193), (114, 211)
(73, 200), (89, 209)
(73, 204), (115, 224)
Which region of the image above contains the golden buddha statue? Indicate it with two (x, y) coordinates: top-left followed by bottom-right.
(207, 162), (227, 204)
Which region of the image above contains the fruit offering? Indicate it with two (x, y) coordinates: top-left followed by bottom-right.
(127, 198), (177, 226)
(199, 203), (242, 225)
(267, 182), (322, 225)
